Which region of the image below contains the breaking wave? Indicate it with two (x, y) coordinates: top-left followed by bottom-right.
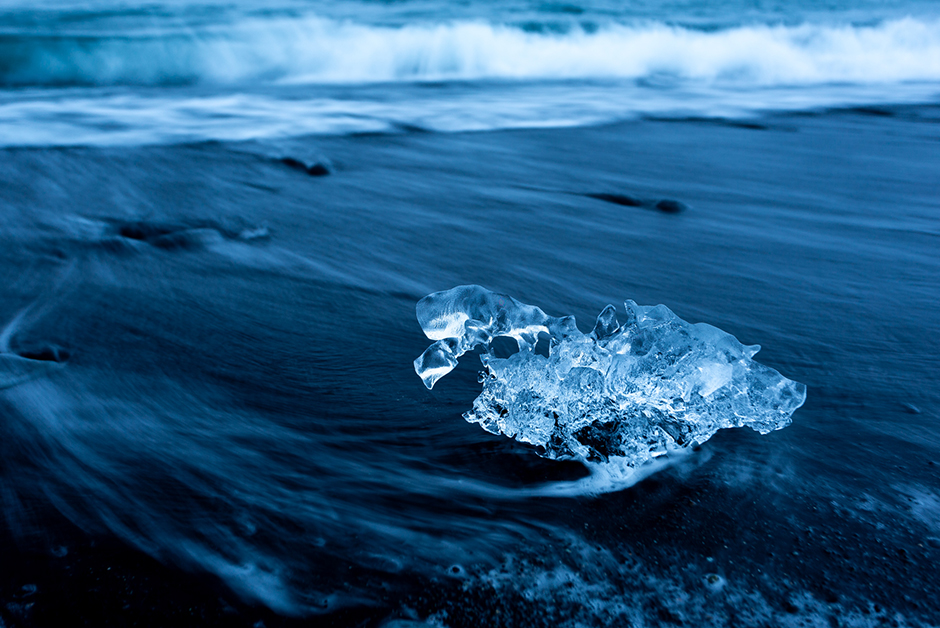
(2, 15), (940, 87)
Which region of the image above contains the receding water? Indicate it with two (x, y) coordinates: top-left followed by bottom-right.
(0, 1), (939, 627)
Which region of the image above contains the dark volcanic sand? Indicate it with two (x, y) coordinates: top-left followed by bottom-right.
(1, 107), (939, 627)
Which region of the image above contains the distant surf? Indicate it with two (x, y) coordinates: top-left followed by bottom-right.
(1, 8), (939, 146)
(3, 16), (939, 87)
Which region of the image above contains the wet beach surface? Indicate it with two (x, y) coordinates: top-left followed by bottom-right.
(1, 107), (939, 626)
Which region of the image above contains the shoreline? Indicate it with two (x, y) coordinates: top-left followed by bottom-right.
(1, 107), (938, 627)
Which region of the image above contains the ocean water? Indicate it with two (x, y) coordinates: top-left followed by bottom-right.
(0, 1), (939, 627)
(2, 0), (940, 145)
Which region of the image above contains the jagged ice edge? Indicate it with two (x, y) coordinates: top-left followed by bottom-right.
(413, 285), (806, 478)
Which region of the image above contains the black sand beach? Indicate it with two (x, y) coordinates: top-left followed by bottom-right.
(1, 107), (939, 626)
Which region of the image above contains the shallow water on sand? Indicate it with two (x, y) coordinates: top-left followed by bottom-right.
(0, 106), (938, 626)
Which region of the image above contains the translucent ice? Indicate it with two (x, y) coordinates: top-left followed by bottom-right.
(414, 286), (806, 467)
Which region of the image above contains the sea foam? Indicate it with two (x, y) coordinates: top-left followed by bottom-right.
(2, 16), (939, 87)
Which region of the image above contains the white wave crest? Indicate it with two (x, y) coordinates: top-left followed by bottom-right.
(280, 16), (940, 85)
(5, 16), (940, 86)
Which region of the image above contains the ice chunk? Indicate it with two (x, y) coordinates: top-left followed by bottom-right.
(414, 285), (805, 469)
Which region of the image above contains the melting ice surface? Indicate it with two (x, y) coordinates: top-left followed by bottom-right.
(415, 286), (805, 481)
